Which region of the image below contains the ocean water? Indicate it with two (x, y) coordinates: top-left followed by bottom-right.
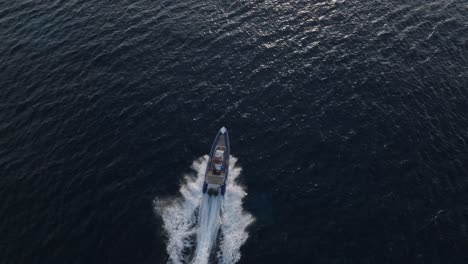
(1, 0), (468, 263)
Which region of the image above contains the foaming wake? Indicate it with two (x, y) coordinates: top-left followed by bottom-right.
(193, 193), (222, 263)
(155, 155), (254, 264)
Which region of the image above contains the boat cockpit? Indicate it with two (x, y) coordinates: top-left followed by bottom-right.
(211, 148), (225, 175)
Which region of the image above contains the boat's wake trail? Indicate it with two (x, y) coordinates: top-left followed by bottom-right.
(155, 155), (254, 264)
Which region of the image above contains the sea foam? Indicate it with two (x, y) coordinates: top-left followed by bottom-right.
(155, 156), (254, 264)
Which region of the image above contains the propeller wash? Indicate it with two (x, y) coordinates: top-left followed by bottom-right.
(155, 155), (254, 264)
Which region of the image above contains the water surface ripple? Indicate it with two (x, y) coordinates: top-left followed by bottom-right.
(1, 0), (467, 263)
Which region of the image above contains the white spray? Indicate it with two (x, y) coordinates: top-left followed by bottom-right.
(155, 155), (254, 264)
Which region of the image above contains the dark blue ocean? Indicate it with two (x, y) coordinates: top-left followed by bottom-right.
(1, 0), (468, 263)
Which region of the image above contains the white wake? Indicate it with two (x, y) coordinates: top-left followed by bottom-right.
(155, 155), (254, 264)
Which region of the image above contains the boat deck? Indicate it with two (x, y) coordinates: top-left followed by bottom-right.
(205, 135), (227, 185)
(206, 174), (225, 185)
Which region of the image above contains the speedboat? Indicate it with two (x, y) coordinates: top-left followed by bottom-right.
(203, 127), (230, 196)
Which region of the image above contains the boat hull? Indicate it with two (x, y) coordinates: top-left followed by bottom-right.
(203, 127), (230, 196)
